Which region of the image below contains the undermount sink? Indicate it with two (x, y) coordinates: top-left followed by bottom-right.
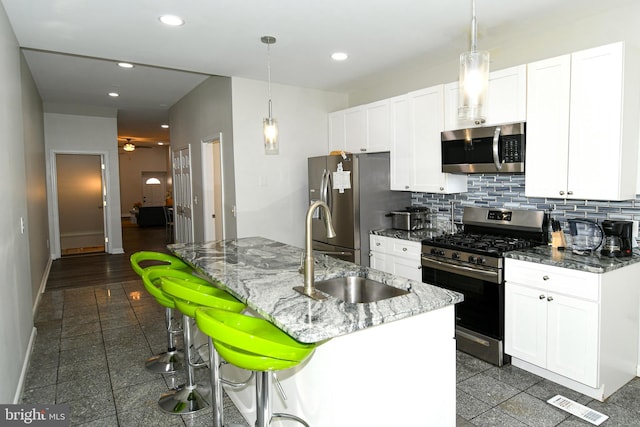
(314, 276), (409, 304)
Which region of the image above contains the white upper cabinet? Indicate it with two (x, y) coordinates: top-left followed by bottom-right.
(444, 65), (527, 131)
(525, 42), (640, 200)
(390, 87), (467, 193)
(328, 99), (391, 153)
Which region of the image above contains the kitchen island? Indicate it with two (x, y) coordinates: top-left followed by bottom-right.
(169, 236), (463, 427)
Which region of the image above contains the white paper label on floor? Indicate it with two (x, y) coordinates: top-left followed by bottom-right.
(547, 395), (608, 426)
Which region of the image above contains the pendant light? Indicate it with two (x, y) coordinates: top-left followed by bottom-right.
(261, 36), (279, 155)
(458, 0), (490, 124)
(123, 138), (136, 152)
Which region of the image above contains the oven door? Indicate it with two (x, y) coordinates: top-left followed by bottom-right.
(421, 256), (504, 340)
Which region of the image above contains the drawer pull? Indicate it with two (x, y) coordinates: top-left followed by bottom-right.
(539, 295), (545, 300)
(547, 296), (554, 302)
(402, 247), (407, 252)
(542, 275), (550, 281)
(376, 242), (381, 246)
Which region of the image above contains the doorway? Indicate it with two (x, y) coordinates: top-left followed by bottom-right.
(141, 171), (167, 206)
(55, 153), (106, 256)
(202, 133), (224, 241)
(172, 146), (194, 243)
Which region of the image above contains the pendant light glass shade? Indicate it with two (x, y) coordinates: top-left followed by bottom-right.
(123, 139), (135, 152)
(261, 36), (279, 155)
(458, 0), (490, 124)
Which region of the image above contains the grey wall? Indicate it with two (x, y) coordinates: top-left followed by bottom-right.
(170, 75), (236, 241)
(0, 1), (38, 403)
(20, 53), (50, 306)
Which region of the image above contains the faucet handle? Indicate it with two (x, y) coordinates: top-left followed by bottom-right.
(298, 251), (304, 274)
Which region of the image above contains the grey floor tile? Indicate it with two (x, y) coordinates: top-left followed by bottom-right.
(66, 391), (117, 426)
(484, 364), (544, 391)
(606, 379), (640, 416)
(112, 378), (171, 414)
(117, 405), (186, 427)
(20, 384), (56, 404)
(457, 351), (493, 373)
(24, 362), (58, 389)
(61, 320), (102, 338)
(59, 343), (106, 367)
(456, 415), (476, 427)
(457, 388), (492, 420)
(499, 391), (568, 426)
(457, 373), (521, 406)
(56, 371), (112, 403)
(524, 379), (592, 406)
(74, 415), (119, 427)
(109, 351), (164, 390)
(58, 357), (109, 383)
(60, 332), (103, 352)
(470, 407), (529, 427)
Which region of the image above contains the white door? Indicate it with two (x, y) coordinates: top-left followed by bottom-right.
(202, 134), (224, 241)
(55, 153), (106, 255)
(172, 146), (194, 243)
(141, 171), (167, 206)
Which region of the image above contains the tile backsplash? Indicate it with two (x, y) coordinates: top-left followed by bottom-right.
(412, 174), (640, 234)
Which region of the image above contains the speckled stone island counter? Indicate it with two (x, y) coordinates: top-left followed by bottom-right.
(370, 227), (444, 242)
(168, 236), (462, 343)
(505, 245), (640, 273)
(168, 236), (462, 426)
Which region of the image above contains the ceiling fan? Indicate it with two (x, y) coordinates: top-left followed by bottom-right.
(119, 138), (153, 151)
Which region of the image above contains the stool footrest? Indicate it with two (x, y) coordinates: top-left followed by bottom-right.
(272, 413), (310, 427)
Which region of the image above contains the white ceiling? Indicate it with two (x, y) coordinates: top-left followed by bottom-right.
(1, 0), (630, 145)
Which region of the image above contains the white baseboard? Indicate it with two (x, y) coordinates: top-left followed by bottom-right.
(14, 327), (37, 404)
(33, 256), (53, 318)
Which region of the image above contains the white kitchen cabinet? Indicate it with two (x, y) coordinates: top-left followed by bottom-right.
(328, 99), (391, 153)
(505, 258), (640, 401)
(525, 42), (640, 200)
(443, 65), (527, 131)
(390, 87), (467, 193)
(369, 235), (422, 281)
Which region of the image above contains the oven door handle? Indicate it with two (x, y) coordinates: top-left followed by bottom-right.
(421, 256), (501, 284)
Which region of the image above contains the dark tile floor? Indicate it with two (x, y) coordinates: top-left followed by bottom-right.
(23, 279), (640, 426)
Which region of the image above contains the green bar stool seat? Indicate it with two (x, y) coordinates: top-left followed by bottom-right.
(130, 251), (192, 374)
(196, 308), (316, 427)
(159, 274), (246, 416)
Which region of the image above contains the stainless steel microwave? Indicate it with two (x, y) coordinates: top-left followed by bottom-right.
(441, 122), (526, 174)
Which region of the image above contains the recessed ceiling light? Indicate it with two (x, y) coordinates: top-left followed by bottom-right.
(331, 52), (349, 61)
(108, 92), (119, 97)
(161, 124), (169, 129)
(117, 62), (134, 69)
(159, 15), (184, 26)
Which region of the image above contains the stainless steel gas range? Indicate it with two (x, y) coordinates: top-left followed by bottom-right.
(421, 207), (547, 366)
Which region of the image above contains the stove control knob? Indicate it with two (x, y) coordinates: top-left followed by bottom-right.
(430, 248), (438, 256)
(477, 257), (486, 265)
(468, 255), (476, 263)
(452, 252), (461, 260)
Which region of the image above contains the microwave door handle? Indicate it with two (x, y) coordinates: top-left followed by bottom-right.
(492, 126), (503, 171)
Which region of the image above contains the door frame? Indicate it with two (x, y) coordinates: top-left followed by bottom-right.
(201, 132), (225, 241)
(49, 150), (112, 259)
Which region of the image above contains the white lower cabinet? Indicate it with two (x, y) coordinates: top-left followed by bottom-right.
(369, 235), (422, 281)
(505, 258), (640, 401)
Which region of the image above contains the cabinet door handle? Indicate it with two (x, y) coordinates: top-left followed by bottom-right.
(440, 187), (444, 191)
(405, 185), (410, 190)
(542, 275), (550, 281)
(567, 191), (573, 195)
(559, 191), (565, 196)
(539, 294), (546, 300)
(376, 242), (381, 246)
(547, 296), (554, 302)
(402, 247), (407, 251)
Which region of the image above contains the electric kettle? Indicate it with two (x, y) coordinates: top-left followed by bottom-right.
(567, 219), (603, 255)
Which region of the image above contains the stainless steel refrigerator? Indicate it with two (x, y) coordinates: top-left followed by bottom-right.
(308, 152), (411, 266)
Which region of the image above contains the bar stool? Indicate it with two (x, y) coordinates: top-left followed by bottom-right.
(195, 308), (316, 427)
(130, 251), (191, 374)
(158, 273), (246, 415)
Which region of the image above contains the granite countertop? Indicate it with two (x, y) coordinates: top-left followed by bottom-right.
(371, 228), (445, 242)
(505, 245), (640, 274)
(168, 236), (463, 343)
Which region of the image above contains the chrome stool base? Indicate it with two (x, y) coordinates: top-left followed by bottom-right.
(158, 385), (209, 415)
(145, 349), (184, 374)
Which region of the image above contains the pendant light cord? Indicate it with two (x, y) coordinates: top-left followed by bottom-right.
(471, 0), (478, 53)
(267, 41), (273, 117)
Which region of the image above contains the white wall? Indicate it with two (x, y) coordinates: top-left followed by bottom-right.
(231, 77), (346, 247)
(44, 111), (124, 256)
(0, 2), (37, 403)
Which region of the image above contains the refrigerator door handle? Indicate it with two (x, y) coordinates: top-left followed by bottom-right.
(319, 169), (328, 220)
(325, 169), (333, 212)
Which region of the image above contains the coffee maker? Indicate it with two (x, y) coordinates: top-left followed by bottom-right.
(600, 220), (634, 257)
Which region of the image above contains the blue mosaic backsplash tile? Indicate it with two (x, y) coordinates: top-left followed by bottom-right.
(412, 174), (640, 233)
